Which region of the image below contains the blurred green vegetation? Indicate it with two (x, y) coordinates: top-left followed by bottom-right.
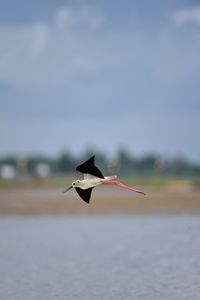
(0, 148), (200, 181)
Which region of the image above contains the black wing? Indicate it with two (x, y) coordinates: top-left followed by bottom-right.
(75, 187), (93, 204)
(76, 155), (104, 178)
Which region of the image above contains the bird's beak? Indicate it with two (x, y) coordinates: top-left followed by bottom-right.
(62, 186), (73, 193)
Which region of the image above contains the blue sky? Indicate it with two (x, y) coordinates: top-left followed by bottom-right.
(0, 0), (200, 161)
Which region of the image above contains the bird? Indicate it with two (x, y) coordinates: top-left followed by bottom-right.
(63, 155), (145, 203)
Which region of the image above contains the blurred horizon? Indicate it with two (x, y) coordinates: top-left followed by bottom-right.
(1, 148), (200, 180)
(1, 0), (200, 162)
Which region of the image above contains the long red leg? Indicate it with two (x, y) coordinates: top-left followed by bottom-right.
(103, 180), (146, 195)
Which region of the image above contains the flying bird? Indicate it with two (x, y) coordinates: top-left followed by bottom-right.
(63, 155), (145, 203)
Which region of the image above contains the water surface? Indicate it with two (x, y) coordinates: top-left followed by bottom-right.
(0, 215), (200, 300)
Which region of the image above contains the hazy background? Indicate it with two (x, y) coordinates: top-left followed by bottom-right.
(1, 3), (200, 300)
(0, 0), (200, 162)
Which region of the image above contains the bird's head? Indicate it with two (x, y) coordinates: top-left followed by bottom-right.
(72, 180), (81, 187)
(63, 180), (81, 193)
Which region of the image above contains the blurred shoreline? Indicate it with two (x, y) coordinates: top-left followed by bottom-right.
(0, 178), (200, 216)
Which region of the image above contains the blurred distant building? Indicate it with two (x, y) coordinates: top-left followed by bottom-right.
(16, 156), (28, 177)
(107, 161), (120, 173)
(35, 163), (51, 178)
(0, 165), (16, 179)
(154, 159), (166, 174)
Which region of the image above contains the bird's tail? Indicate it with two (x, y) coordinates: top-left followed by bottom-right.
(104, 175), (117, 180)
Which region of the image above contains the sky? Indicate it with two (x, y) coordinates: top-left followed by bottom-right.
(0, 0), (200, 161)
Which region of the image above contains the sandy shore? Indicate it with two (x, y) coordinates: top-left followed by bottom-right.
(0, 183), (200, 215)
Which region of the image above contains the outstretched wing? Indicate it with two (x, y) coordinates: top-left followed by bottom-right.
(75, 187), (93, 204)
(76, 155), (104, 179)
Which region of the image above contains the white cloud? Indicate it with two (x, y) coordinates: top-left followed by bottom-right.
(171, 6), (200, 27)
(55, 6), (104, 31)
(0, 5), (200, 87)
(30, 23), (49, 56)
(0, 6), (109, 87)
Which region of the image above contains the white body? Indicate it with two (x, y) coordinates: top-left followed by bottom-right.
(72, 175), (117, 190)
